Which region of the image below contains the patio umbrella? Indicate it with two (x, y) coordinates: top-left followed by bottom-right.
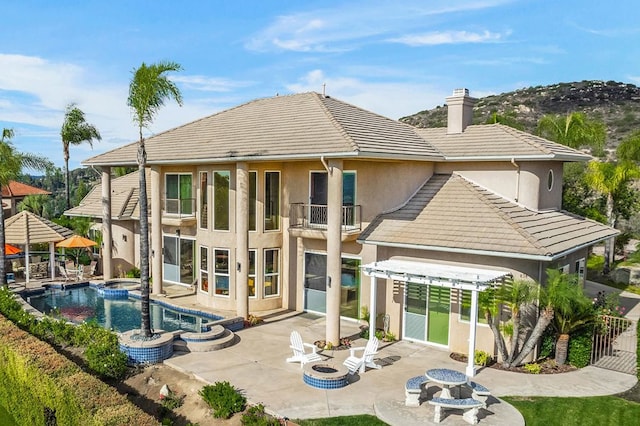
(56, 235), (97, 249)
(56, 235), (98, 266)
(4, 243), (22, 255)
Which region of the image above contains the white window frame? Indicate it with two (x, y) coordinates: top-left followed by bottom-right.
(264, 171), (280, 232)
(199, 171), (209, 230)
(214, 248), (231, 297)
(248, 249), (257, 298)
(263, 248), (280, 297)
(199, 245), (209, 294)
(164, 172), (193, 216)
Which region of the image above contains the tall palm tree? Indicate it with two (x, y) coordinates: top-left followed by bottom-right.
(0, 129), (51, 285)
(61, 104), (101, 210)
(584, 160), (640, 273)
(128, 61), (183, 337)
(536, 112), (606, 156)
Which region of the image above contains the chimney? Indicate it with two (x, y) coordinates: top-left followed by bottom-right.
(446, 88), (476, 134)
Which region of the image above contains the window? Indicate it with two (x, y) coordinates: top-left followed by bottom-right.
(200, 246), (209, 292)
(264, 171), (280, 231)
(248, 250), (256, 297)
(165, 174), (193, 215)
(547, 169), (554, 191)
(249, 171), (257, 231)
(264, 249), (279, 296)
(214, 249), (230, 296)
(214, 171), (230, 230)
(459, 290), (487, 324)
(575, 258), (585, 283)
(199, 172), (208, 229)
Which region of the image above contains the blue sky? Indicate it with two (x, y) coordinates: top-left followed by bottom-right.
(1, 0), (638, 171)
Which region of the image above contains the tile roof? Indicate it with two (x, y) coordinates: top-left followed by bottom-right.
(414, 124), (592, 161)
(358, 174), (617, 260)
(1, 181), (50, 197)
(4, 210), (74, 244)
(64, 170), (147, 220)
(82, 92), (444, 166)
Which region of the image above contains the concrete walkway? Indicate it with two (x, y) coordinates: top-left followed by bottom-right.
(164, 310), (637, 426)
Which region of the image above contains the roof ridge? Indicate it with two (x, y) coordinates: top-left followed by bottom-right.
(312, 93), (361, 152)
(453, 173), (548, 254)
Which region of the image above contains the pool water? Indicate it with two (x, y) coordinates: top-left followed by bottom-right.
(25, 286), (221, 333)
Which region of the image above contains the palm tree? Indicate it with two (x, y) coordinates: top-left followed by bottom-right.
(0, 129), (51, 285)
(536, 112), (606, 156)
(545, 269), (594, 365)
(480, 278), (540, 368)
(61, 104), (101, 209)
(128, 61), (183, 337)
(584, 160), (640, 273)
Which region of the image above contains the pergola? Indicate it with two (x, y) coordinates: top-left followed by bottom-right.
(4, 211), (74, 282)
(361, 259), (510, 377)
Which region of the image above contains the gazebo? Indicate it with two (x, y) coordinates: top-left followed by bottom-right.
(4, 211), (74, 282)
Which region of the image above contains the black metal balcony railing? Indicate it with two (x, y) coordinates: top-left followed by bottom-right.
(289, 203), (361, 232)
(163, 197), (196, 217)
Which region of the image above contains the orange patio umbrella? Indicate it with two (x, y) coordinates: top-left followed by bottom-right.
(4, 243), (22, 255)
(56, 235), (97, 249)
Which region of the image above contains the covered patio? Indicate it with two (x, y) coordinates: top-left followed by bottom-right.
(362, 259), (510, 377)
(4, 210), (74, 283)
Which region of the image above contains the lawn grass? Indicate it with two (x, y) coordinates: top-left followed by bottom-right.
(503, 395), (640, 426)
(296, 414), (388, 425)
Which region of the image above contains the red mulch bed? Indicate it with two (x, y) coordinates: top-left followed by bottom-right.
(449, 352), (577, 374)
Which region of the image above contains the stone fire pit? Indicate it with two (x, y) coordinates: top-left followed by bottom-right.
(303, 362), (349, 389)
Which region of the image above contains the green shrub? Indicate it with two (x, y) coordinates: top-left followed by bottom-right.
(568, 325), (594, 368)
(524, 363), (542, 374)
(241, 403), (280, 426)
(474, 350), (492, 366)
(125, 267), (141, 278)
(199, 381), (246, 419)
(538, 325), (556, 359)
(85, 334), (128, 380)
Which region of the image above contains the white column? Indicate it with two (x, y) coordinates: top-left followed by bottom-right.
(326, 159), (343, 346)
(466, 289), (479, 377)
(101, 167), (113, 280)
(151, 166), (163, 294)
(49, 242), (55, 279)
(369, 275), (377, 340)
(236, 162), (249, 319)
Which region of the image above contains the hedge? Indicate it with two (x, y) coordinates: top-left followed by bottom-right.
(0, 314), (157, 426)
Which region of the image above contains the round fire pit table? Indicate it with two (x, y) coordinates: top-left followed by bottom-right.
(303, 362), (349, 389)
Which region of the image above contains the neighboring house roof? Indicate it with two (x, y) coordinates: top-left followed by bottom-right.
(414, 124), (592, 161)
(81, 93), (460, 166)
(1, 181), (50, 197)
(64, 170), (148, 220)
(358, 174), (618, 261)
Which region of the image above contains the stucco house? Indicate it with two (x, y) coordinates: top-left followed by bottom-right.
(80, 89), (616, 374)
(1, 180), (50, 218)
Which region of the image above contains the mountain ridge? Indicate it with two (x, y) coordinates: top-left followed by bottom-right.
(400, 80), (640, 148)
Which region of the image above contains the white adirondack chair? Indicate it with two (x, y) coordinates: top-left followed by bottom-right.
(343, 337), (382, 374)
(286, 331), (322, 367)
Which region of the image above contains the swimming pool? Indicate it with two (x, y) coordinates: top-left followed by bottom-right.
(24, 285), (222, 333)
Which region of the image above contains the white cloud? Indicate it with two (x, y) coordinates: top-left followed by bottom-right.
(286, 69), (451, 119)
(172, 75), (255, 92)
(389, 30), (508, 46)
(246, 1), (513, 52)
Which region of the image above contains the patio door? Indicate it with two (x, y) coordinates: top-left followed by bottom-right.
(403, 283), (450, 346)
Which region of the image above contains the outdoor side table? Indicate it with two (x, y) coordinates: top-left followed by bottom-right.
(425, 368), (468, 399)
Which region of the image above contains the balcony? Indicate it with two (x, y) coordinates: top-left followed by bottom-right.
(162, 197), (197, 227)
(289, 203), (361, 240)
